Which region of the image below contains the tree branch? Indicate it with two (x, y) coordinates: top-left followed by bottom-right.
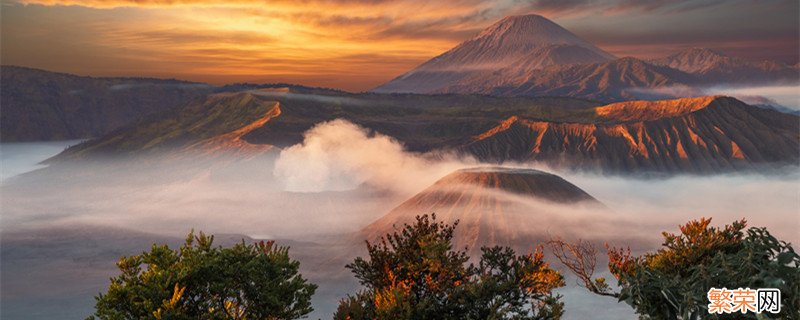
(548, 237), (619, 298)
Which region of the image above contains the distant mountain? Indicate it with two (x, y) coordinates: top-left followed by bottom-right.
(651, 48), (799, 84)
(372, 14), (615, 94)
(360, 167), (604, 250)
(373, 15), (798, 101)
(0, 66), (212, 142)
(52, 89), (799, 175)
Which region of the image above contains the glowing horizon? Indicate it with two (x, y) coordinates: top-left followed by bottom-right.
(2, 0), (797, 91)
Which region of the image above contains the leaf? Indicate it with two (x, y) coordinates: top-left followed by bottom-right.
(617, 291), (630, 303)
(776, 251), (795, 265)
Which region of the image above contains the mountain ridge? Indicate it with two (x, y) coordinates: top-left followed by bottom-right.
(48, 91), (799, 175)
(463, 96), (798, 173)
(48, 92), (280, 162)
(462, 57), (697, 101)
(650, 48), (799, 84)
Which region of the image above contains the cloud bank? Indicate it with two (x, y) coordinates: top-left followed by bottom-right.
(4, 119), (797, 246)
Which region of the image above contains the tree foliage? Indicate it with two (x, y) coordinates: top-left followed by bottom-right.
(551, 218), (800, 320)
(335, 214), (565, 320)
(89, 231), (317, 320)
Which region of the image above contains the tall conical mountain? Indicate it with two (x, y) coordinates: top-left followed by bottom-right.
(372, 14), (615, 94)
(374, 16), (798, 100)
(360, 167), (606, 251)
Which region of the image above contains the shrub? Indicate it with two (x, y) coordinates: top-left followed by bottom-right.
(89, 231), (317, 320)
(335, 214), (564, 320)
(551, 218), (800, 320)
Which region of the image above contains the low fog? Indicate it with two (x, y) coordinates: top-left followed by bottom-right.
(704, 84), (800, 110)
(0, 140), (81, 182)
(2, 119), (798, 319)
(631, 84), (800, 112)
(249, 90), (373, 107)
(5, 120), (795, 242)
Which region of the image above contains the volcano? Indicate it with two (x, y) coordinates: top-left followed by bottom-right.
(373, 16), (798, 101)
(462, 96), (800, 173)
(360, 167), (605, 251)
(372, 14), (615, 94)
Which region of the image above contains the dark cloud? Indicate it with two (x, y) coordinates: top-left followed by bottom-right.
(523, 0), (728, 16)
(560, 0), (799, 63)
(608, 0), (725, 13)
(371, 23), (481, 42)
(365, 6), (506, 41)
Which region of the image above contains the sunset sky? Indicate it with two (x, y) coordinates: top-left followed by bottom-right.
(2, 0), (798, 91)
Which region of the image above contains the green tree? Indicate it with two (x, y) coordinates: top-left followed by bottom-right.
(335, 214), (565, 320)
(89, 231), (317, 320)
(550, 218), (800, 320)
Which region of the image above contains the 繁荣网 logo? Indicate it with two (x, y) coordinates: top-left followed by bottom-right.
(708, 287), (781, 314)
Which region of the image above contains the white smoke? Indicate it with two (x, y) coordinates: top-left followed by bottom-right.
(273, 119), (474, 194)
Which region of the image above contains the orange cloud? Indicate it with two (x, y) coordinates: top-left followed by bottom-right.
(18, 0), (285, 8)
(6, 1), (485, 90)
(4, 0), (797, 91)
